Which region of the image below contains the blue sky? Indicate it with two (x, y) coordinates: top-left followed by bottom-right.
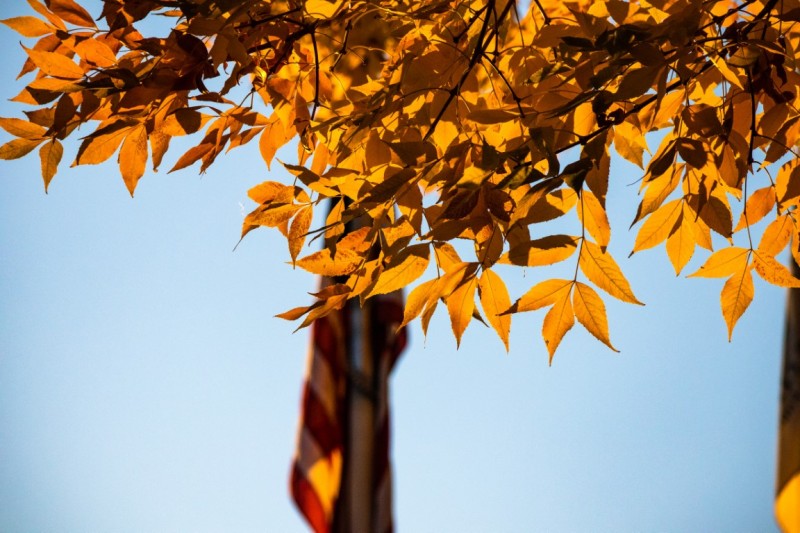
(0, 3), (788, 532)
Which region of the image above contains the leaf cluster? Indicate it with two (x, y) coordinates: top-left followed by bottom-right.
(3, 0), (800, 358)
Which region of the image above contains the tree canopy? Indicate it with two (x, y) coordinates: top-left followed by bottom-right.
(2, 0), (800, 359)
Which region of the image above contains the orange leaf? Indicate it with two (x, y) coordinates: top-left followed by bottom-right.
(288, 206), (313, 264)
(572, 281), (617, 352)
(503, 235), (578, 267)
(632, 199), (681, 253)
(579, 241), (643, 304)
(75, 122), (130, 165)
(296, 248), (360, 276)
(665, 211), (695, 275)
(24, 46), (84, 79)
(0, 117), (46, 139)
(367, 243), (430, 297)
(720, 267), (754, 340)
(400, 278), (438, 329)
(47, 0), (96, 27)
(509, 279), (573, 313)
(542, 287), (574, 362)
(753, 252), (800, 288)
(478, 269), (511, 351)
(758, 215), (793, 257)
(74, 38), (117, 67)
(39, 138), (62, 192)
(733, 186), (776, 233)
(688, 247), (750, 279)
(0, 138), (42, 160)
(578, 190), (610, 249)
(446, 277), (477, 348)
(118, 125), (148, 196)
(0, 16), (51, 37)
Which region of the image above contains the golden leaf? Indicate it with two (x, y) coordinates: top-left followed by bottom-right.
(39, 138), (62, 192)
(296, 248), (361, 277)
(758, 215), (793, 257)
(578, 190), (611, 249)
(288, 206), (313, 264)
(503, 234), (578, 267)
(0, 138), (42, 160)
(753, 252), (800, 288)
(0, 16), (51, 37)
(367, 243), (430, 297)
(572, 282), (617, 352)
(508, 278), (573, 314)
(579, 241), (643, 304)
(118, 125), (148, 196)
(24, 46), (84, 79)
(721, 267), (754, 341)
(688, 247), (750, 279)
(478, 269), (511, 351)
(734, 186), (776, 233)
(400, 278), (438, 329)
(75, 122), (131, 165)
(74, 38), (117, 68)
(542, 287), (574, 362)
(47, 0), (96, 27)
(0, 117), (46, 139)
(446, 277), (477, 348)
(665, 211), (695, 275)
(632, 199), (681, 253)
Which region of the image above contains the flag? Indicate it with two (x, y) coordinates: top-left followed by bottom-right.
(777, 269), (800, 533)
(291, 289), (406, 533)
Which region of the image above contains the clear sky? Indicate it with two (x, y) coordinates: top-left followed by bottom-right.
(0, 3), (788, 532)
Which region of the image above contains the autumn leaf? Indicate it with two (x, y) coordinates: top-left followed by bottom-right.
(367, 243), (430, 297)
(24, 46), (84, 79)
(721, 267), (754, 341)
(446, 276), (477, 348)
(753, 252), (800, 288)
(579, 241), (642, 305)
(572, 281), (617, 352)
(507, 279), (573, 314)
(1, 16), (52, 37)
(688, 247), (750, 279)
(288, 207), (313, 264)
(118, 125), (148, 196)
(478, 269), (511, 351)
(542, 287), (575, 363)
(39, 137), (62, 192)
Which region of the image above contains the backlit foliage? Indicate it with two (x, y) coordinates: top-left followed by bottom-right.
(3, 0), (800, 358)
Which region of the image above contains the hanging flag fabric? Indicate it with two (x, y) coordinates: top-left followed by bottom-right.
(291, 290), (406, 533)
(777, 277), (800, 533)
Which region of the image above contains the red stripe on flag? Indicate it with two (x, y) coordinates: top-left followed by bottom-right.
(291, 288), (406, 533)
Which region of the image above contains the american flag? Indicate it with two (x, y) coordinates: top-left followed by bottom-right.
(291, 291), (407, 533)
(777, 265), (800, 533)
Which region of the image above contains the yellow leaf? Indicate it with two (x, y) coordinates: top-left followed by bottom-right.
(0, 138), (42, 160)
(161, 109), (212, 136)
(665, 210), (695, 275)
(542, 288), (574, 363)
(688, 247), (750, 278)
(244, 203), (300, 231)
(74, 38), (117, 68)
(572, 282), (617, 352)
(753, 252), (800, 288)
(118, 125), (148, 196)
(259, 117), (285, 170)
(305, 0), (342, 19)
(47, 0), (96, 27)
(0, 117), (46, 139)
(579, 241), (643, 304)
(289, 206), (313, 264)
(734, 186), (775, 233)
(632, 199), (681, 253)
(39, 138), (62, 192)
(296, 248), (360, 276)
(400, 278), (438, 328)
(758, 214), (793, 256)
(247, 180), (294, 204)
(578, 190), (611, 249)
(0, 16), (51, 37)
(503, 235), (578, 267)
(24, 46), (85, 79)
(367, 243), (430, 297)
(446, 277), (477, 348)
(75, 122), (130, 165)
(721, 268), (754, 340)
(509, 278), (573, 313)
(478, 269), (511, 351)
